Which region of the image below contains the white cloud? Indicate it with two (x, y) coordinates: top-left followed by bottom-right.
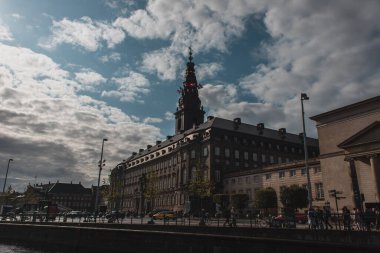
(165, 111), (175, 121)
(0, 19), (13, 41)
(99, 52), (121, 62)
(11, 13), (24, 20)
(114, 0), (261, 80)
(237, 0), (380, 134)
(196, 62), (223, 80)
(74, 69), (107, 91)
(102, 71), (150, 103)
(0, 43), (162, 191)
(143, 117), (163, 124)
(141, 48), (183, 81)
(39, 16), (125, 51)
(200, 83), (286, 129)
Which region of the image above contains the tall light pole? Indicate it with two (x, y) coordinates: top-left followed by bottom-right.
(95, 138), (107, 216)
(301, 93), (313, 208)
(3, 159), (13, 193)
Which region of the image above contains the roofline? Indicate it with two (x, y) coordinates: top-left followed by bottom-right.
(310, 95), (380, 121)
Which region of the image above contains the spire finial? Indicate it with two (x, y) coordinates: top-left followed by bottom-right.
(188, 46), (193, 63)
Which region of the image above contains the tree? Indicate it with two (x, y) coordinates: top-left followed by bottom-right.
(187, 163), (214, 215)
(280, 185), (308, 210)
(231, 194), (249, 212)
(254, 187), (277, 215)
(23, 184), (39, 210)
(144, 172), (158, 212)
(103, 172), (124, 210)
(213, 194), (230, 210)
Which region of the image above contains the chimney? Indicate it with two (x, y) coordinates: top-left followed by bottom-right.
(167, 135), (172, 140)
(139, 149), (144, 153)
(278, 128), (286, 139)
(207, 116), (214, 121)
(257, 123), (264, 135)
(233, 118), (241, 130)
(147, 145), (152, 149)
(156, 140), (161, 145)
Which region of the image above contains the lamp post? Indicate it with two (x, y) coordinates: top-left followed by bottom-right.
(301, 93), (312, 209)
(95, 138), (107, 218)
(3, 159), (14, 193)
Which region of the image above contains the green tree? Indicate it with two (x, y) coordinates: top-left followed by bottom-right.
(103, 173), (123, 210)
(254, 187), (277, 215)
(187, 163), (214, 215)
(144, 172), (158, 212)
(280, 184), (308, 210)
(231, 194), (249, 211)
(23, 184), (39, 210)
(213, 194), (230, 209)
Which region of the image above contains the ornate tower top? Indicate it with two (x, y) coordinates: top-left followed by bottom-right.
(183, 47), (201, 90)
(174, 47), (205, 134)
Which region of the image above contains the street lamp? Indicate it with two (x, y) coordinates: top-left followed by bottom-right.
(3, 159), (14, 193)
(301, 93), (313, 208)
(95, 138), (107, 217)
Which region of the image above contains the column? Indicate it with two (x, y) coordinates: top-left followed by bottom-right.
(370, 155), (380, 202)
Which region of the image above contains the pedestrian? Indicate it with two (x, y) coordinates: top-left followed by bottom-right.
(308, 208), (316, 230)
(342, 207), (351, 230)
(223, 208), (230, 227)
(375, 209), (380, 231)
(230, 207), (237, 227)
(323, 206), (333, 230)
(316, 207), (324, 230)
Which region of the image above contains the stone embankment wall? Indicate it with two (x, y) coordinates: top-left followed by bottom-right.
(0, 223), (379, 253)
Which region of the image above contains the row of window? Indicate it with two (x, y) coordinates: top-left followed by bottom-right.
(225, 167), (321, 184)
(225, 182), (325, 200)
(215, 135), (313, 153)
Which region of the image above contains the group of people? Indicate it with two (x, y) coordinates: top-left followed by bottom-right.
(352, 207), (380, 231)
(307, 206), (333, 230)
(308, 206), (380, 231)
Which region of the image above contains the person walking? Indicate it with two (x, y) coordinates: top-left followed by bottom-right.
(375, 209), (380, 231)
(308, 208), (316, 230)
(323, 206), (333, 230)
(230, 207), (237, 227)
(223, 208), (231, 227)
(342, 207), (351, 231)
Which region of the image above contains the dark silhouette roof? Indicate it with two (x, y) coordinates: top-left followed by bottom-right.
(48, 182), (89, 194)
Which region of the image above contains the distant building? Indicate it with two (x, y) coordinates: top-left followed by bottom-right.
(29, 181), (93, 211)
(111, 49), (319, 214)
(310, 95), (380, 211)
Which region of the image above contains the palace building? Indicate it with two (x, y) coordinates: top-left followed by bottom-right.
(110, 49), (319, 214)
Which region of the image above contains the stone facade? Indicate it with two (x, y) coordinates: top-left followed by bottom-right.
(310, 95), (380, 211)
(223, 159), (324, 210)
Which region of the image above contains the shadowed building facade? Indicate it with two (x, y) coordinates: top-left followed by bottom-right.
(310, 96), (380, 211)
(112, 49), (319, 214)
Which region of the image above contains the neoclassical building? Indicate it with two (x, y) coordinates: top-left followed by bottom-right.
(111, 50), (319, 214)
(310, 95), (380, 211)
(223, 159), (324, 210)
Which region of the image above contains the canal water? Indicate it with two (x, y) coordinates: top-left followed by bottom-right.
(0, 243), (63, 253)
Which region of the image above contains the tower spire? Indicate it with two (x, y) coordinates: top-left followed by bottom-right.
(174, 47), (205, 134)
(184, 47), (198, 88)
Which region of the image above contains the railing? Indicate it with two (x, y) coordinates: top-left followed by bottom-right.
(1, 212), (379, 232)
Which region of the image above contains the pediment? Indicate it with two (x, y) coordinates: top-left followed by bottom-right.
(338, 121), (380, 149)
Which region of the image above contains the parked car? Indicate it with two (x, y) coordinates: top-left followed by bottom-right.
(295, 212), (308, 224)
(148, 209), (169, 217)
(66, 211), (82, 218)
(152, 211), (177, 220)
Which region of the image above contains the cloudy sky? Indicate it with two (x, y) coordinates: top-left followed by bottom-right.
(0, 0), (379, 191)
